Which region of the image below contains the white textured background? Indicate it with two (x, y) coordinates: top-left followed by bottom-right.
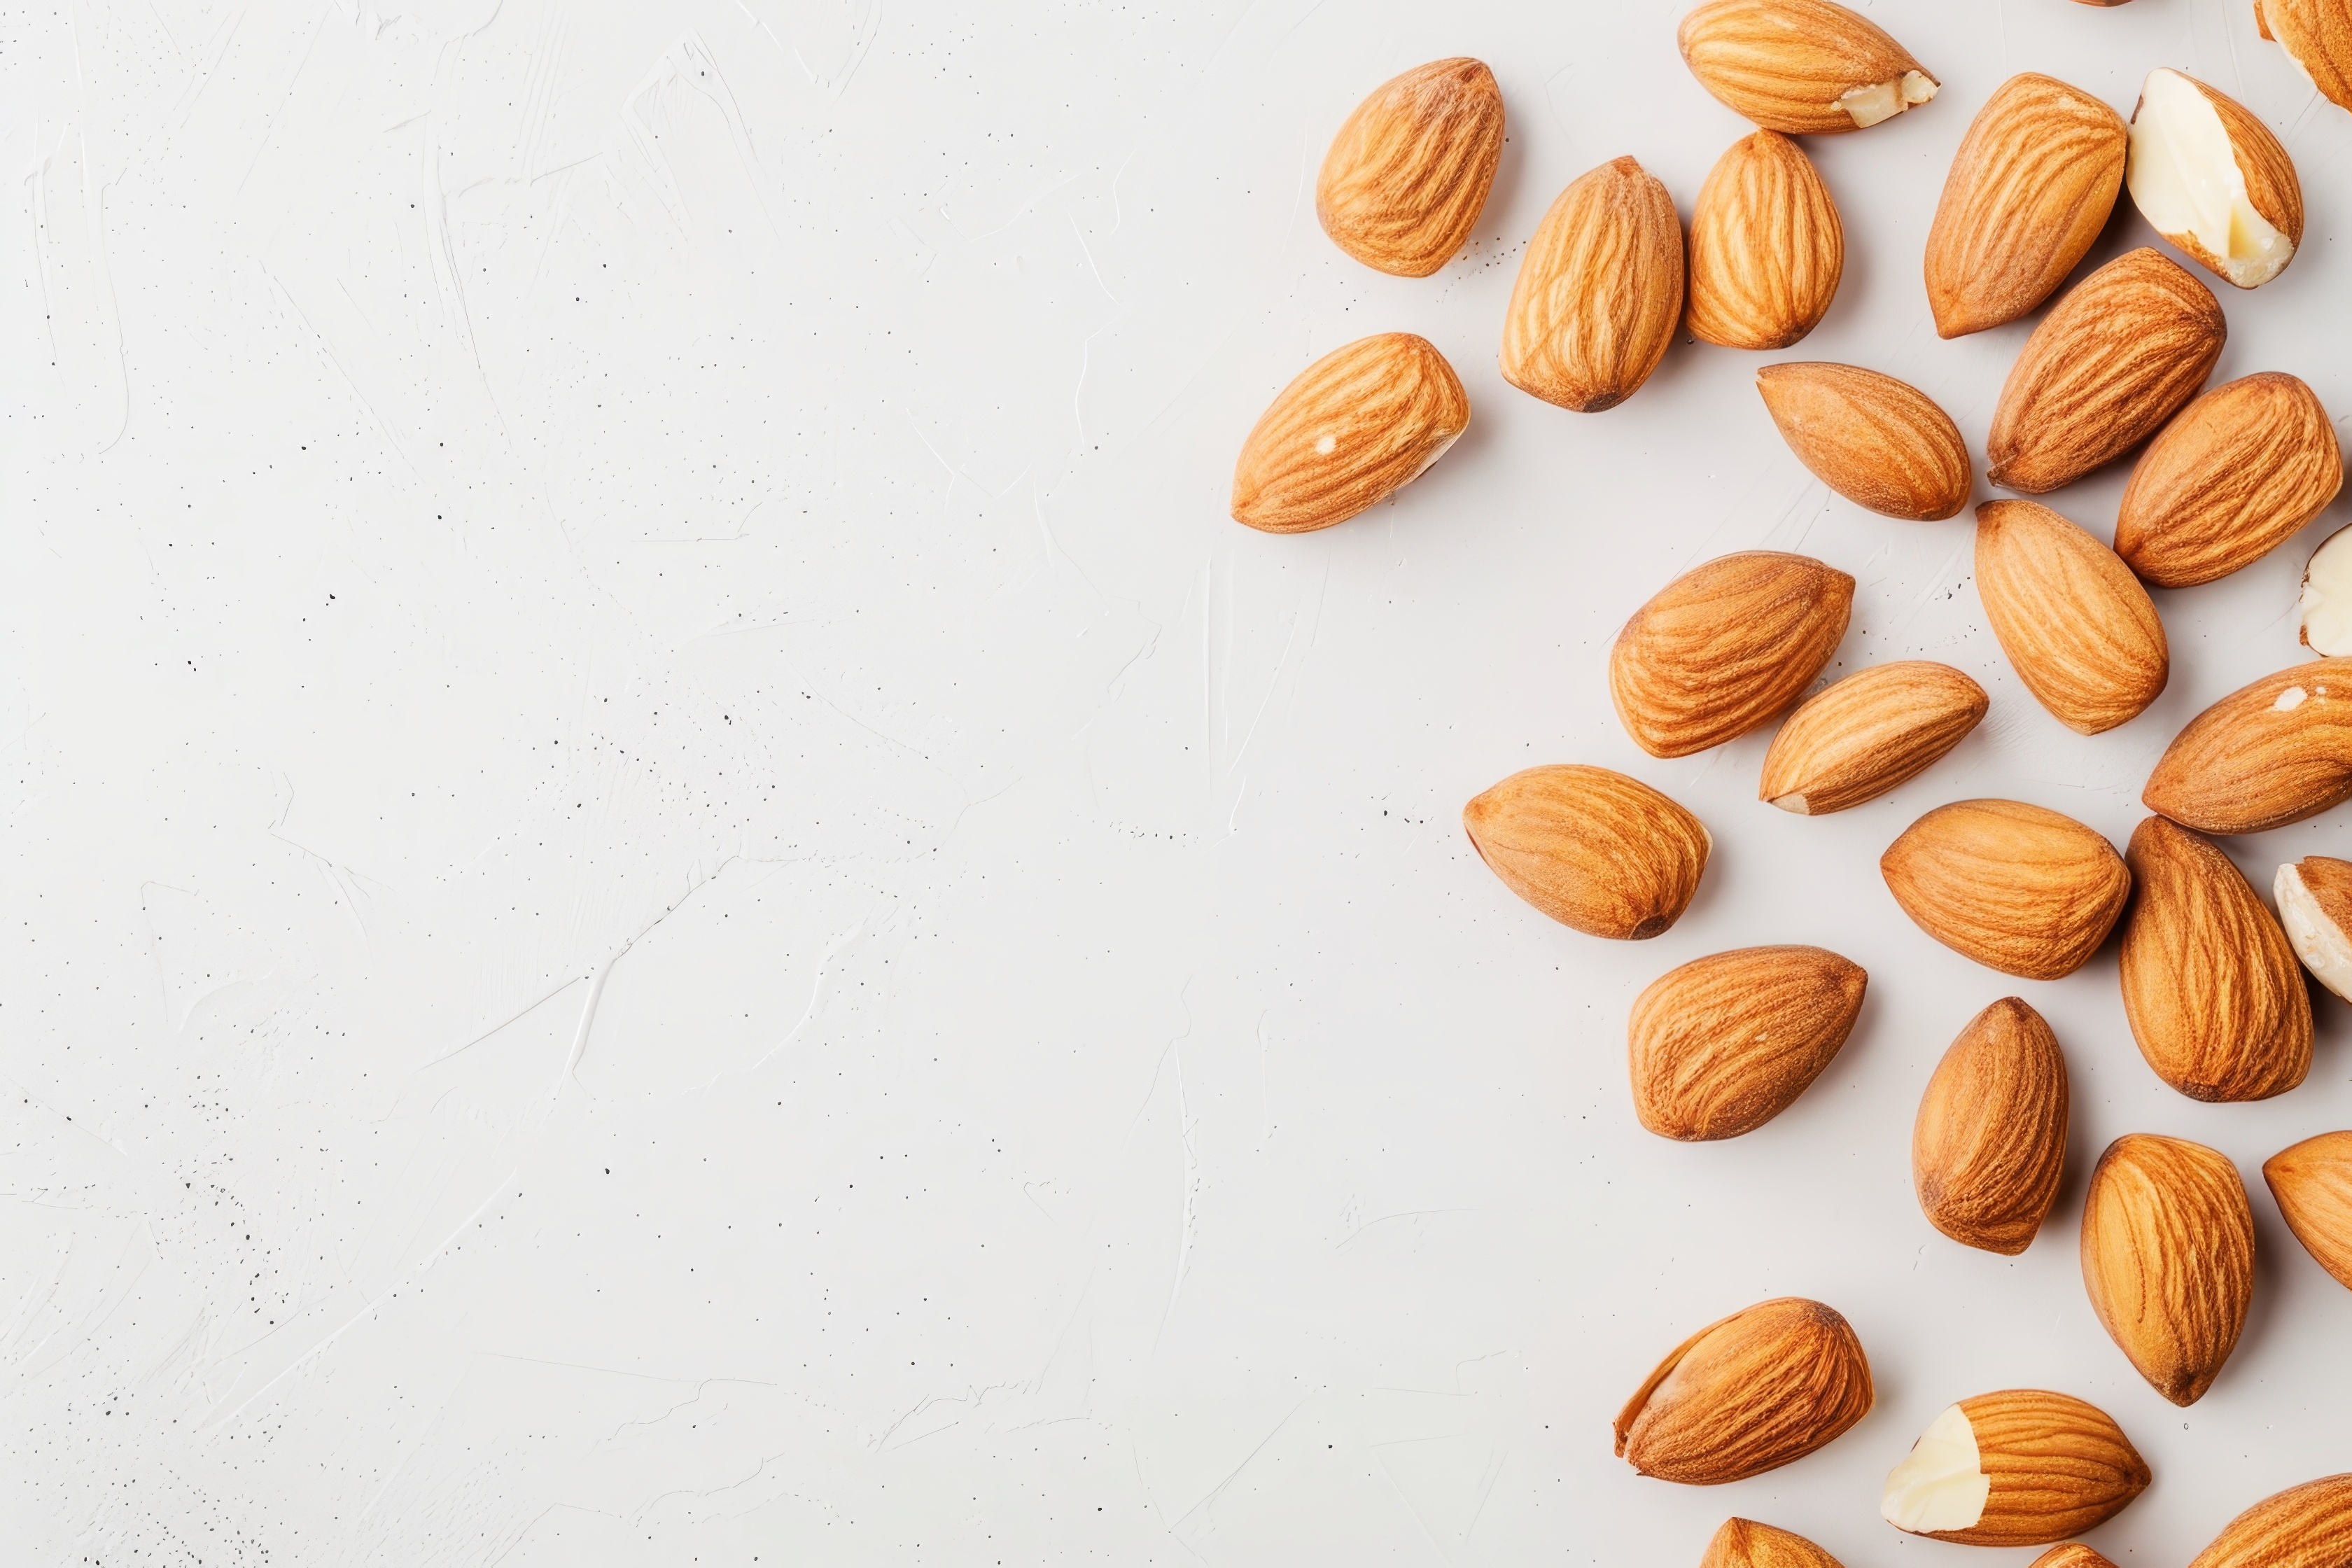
(8, 0), (2352, 1562)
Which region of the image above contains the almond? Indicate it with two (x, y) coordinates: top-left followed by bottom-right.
(2081, 1132), (2256, 1406)
(2113, 373), (2342, 587)
(2031, 1550), (2120, 1568)
(2188, 1474), (2352, 1568)
(2275, 855), (2352, 1001)
(1615, 1297), (1872, 1484)
(2301, 525), (2352, 654)
(1676, 0), (1938, 133)
(1462, 765), (1710, 939)
(1628, 946), (1868, 1141)
(1758, 661), (1987, 815)
(1975, 500), (2169, 734)
(1985, 248), (2226, 494)
(1686, 132), (1844, 350)
(2264, 1130), (2352, 1291)
(1755, 363), (1970, 521)
(1912, 998), (2069, 1255)
(1316, 58), (1505, 278)
(2127, 69), (2303, 288)
(2120, 816), (2312, 1102)
(1231, 333), (1469, 533)
(1701, 1519), (1844, 1568)
(1880, 800), (2131, 981)
(2259, 0), (2352, 115)
(1924, 74), (2127, 338)
(1881, 1390), (2150, 1544)
(1609, 552), (1854, 758)
(2141, 659), (2352, 833)
(1500, 157), (1684, 413)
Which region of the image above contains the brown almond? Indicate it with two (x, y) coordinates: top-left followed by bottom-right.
(1609, 552), (1855, 758)
(1756, 363), (1970, 520)
(1880, 800), (2130, 981)
(1686, 132), (1844, 350)
(2032, 1548), (2120, 1568)
(1462, 765), (1710, 939)
(1500, 157), (1684, 413)
(2274, 855), (2352, 1002)
(1912, 998), (2069, 1255)
(1231, 333), (1468, 533)
(2127, 69), (2303, 289)
(2259, 0), (2352, 113)
(1628, 946), (1868, 1141)
(1616, 1297), (1872, 1484)
(2264, 1131), (2352, 1292)
(2081, 1132), (2256, 1406)
(1702, 1519), (1844, 1568)
(2188, 1474), (2352, 1568)
(2142, 659), (2352, 833)
(1676, 0), (1939, 134)
(1975, 500), (2169, 734)
(1881, 1389), (2150, 1544)
(1758, 662), (1987, 815)
(1316, 59), (1505, 278)
(2113, 373), (2342, 587)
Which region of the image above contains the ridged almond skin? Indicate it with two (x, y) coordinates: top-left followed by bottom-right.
(1880, 800), (2131, 981)
(2128, 71), (2304, 289)
(1758, 662), (1987, 815)
(1897, 1390), (2151, 1545)
(1925, 74), (2128, 338)
(1502, 158), (1684, 413)
(2113, 374), (2343, 588)
(2032, 1548), (2120, 1568)
(1913, 998), (2069, 1255)
(1463, 765), (1711, 940)
(2081, 1132), (2256, 1407)
(1986, 248), (2226, 494)
(1610, 552), (1855, 758)
(1615, 1297), (1872, 1484)
(2143, 659), (2352, 834)
(1701, 1518), (1845, 1568)
(1975, 500), (2169, 734)
(2260, 0), (2352, 113)
(2263, 1131), (2352, 1291)
(1686, 132), (1844, 350)
(2188, 1474), (2352, 1568)
(1756, 364), (1970, 521)
(1316, 59), (1505, 278)
(1628, 946), (1868, 1141)
(1231, 333), (1469, 533)
(1676, 0), (1939, 134)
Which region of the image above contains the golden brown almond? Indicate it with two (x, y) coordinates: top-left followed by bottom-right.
(2113, 373), (2342, 587)
(1756, 363), (1970, 520)
(2127, 69), (2303, 289)
(2259, 0), (2352, 114)
(2188, 1474), (2352, 1568)
(1231, 333), (1468, 533)
(2081, 1132), (2256, 1406)
(1912, 998), (2069, 1255)
(2142, 659), (2352, 833)
(1462, 765), (1710, 939)
(2275, 855), (2352, 1001)
(2302, 524), (2352, 654)
(1615, 1297), (1872, 1484)
(1628, 946), (1868, 1142)
(2031, 1548), (2120, 1568)
(2264, 1131), (2352, 1291)
(1701, 1518), (1844, 1568)
(1975, 500), (2169, 734)
(1880, 800), (2130, 981)
(1758, 662), (1987, 815)
(1676, 0), (1939, 133)
(1986, 248), (2226, 494)
(1881, 1390), (2150, 1544)
(1501, 157), (1683, 413)
(1610, 552), (1854, 758)
(1316, 58), (1505, 278)
(1924, 74), (2128, 338)
(1686, 132), (1844, 350)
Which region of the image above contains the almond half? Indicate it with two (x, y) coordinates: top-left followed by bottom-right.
(1628, 946), (1868, 1141)
(1880, 800), (2130, 981)
(2113, 372), (2342, 588)
(1881, 1390), (2150, 1545)
(1687, 131), (1844, 350)
(1758, 661), (1987, 815)
(1975, 500), (2168, 734)
(2127, 68), (2302, 289)
(2264, 1130), (2352, 1292)
(1463, 765), (1710, 940)
(1913, 998), (2069, 1255)
(1701, 1519), (1844, 1568)
(1756, 363), (1970, 521)
(2142, 659), (2352, 834)
(2276, 855), (2352, 1001)
(2259, 0), (2352, 116)
(2301, 524), (2352, 654)
(2081, 1132), (2256, 1407)
(1501, 157), (1684, 413)
(1231, 333), (1468, 533)
(1616, 1296), (1872, 1484)
(2188, 1474), (2352, 1568)
(1676, 0), (1938, 133)
(1316, 58), (1505, 278)
(1610, 551), (1854, 758)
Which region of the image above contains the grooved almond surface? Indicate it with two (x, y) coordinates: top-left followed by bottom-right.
(1913, 998), (2069, 1255)
(1756, 363), (1970, 520)
(1628, 946), (1868, 1142)
(1609, 552), (1854, 758)
(1880, 800), (2131, 981)
(2264, 1131), (2352, 1292)
(1316, 58), (1504, 278)
(1686, 132), (1844, 350)
(1230, 332), (1469, 533)
(1463, 765), (1711, 940)
(1758, 662), (1987, 815)
(1615, 1297), (1872, 1484)
(1500, 157), (1684, 413)
(1676, 0), (1939, 134)
(1701, 1518), (1847, 1568)
(2259, 0), (2352, 113)
(2082, 1132), (2256, 1406)
(1886, 1390), (2150, 1546)
(1975, 500), (2169, 734)
(2114, 373), (2343, 587)
(2031, 1547), (2120, 1568)
(2143, 659), (2352, 833)
(2187, 1474), (2352, 1568)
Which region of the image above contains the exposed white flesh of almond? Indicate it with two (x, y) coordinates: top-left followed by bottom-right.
(1841, 69), (1938, 127)
(1881, 1403), (1991, 1533)
(2302, 525), (2352, 655)
(2276, 862), (2352, 1002)
(2128, 69), (2293, 288)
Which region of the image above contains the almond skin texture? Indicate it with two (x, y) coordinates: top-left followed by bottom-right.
(1231, 333), (1469, 533)
(1316, 59), (1504, 278)
(1628, 946), (1868, 1142)
(1882, 1390), (2150, 1545)
(2263, 1131), (2352, 1291)
(2081, 1132), (2256, 1407)
(1462, 765), (1710, 940)
(2127, 69), (2303, 289)
(1676, 0), (1939, 134)
(1687, 132), (1844, 350)
(1610, 552), (1855, 758)
(2142, 659), (2352, 834)
(1985, 248), (2226, 494)
(2260, 0), (2352, 113)
(1615, 1297), (1872, 1484)
(1925, 74), (2128, 338)
(2113, 373), (2342, 588)
(1756, 364), (1970, 520)
(2188, 1474), (2352, 1568)
(1975, 500), (2169, 734)
(1501, 158), (1684, 413)
(2276, 855), (2352, 1001)
(1701, 1519), (1846, 1568)
(1758, 662), (1987, 815)
(1913, 998), (2069, 1255)
(2032, 1548), (2120, 1568)
(1880, 800), (2131, 981)
(2120, 816), (2312, 1102)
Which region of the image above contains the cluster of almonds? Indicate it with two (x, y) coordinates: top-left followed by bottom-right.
(1228, 0), (2352, 1562)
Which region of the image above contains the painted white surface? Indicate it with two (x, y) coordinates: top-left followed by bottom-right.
(6, 0), (2352, 1561)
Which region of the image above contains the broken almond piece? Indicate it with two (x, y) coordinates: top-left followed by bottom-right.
(2302, 525), (2352, 654)
(1881, 1390), (2149, 1544)
(2127, 68), (2303, 288)
(2275, 855), (2352, 1002)
(1677, 0), (1938, 133)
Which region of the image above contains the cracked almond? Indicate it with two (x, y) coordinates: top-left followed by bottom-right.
(1975, 500), (2168, 734)
(1677, 0), (1938, 133)
(2128, 68), (2302, 288)
(1686, 131), (1843, 349)
(1881, 1390), (2149, 1544)
(1628, 946), (1867, 1141)
(2276, 855), (2352, 1002)
(2142, 659), (2352, 833)
(1609, 552), (1854, 758)
(1913, 998), (2068, 1255)
(2264, 1131), (2352, 1292)
(1231, 332), (1468, 533)
(1616, 1297), (1872, 1483)
(2082, 1132), (2256, 1406)
(1316, 58), (1504, 278)
(1756, 363), (1969, 520)
(1463, 764), (1709, 939)
(1879, 799), (2129, 981)
(2114, 372), (2342, 588)
(1758, 661), (1986, 815)
(1501, 157), (1683, 413)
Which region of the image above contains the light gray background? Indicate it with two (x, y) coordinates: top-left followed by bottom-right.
(6, 0), (2350, 1561)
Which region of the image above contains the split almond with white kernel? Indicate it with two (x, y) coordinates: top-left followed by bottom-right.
(1756, 364), (1969, 521)
(2143, 659), (2352, 833)
(1677, 0), (1938, 133)
(2189, 1474), (2352, 1568)
(1881, 1390), (2149, 1544)
(1502, 158), (1684, 413)
(2115, 373), (2341, 588)
(2302, 526), (2352, 654)
(2082, 1132), (2255, 1406)
(1628, 946), (1867, 1141)
(1316, 59), (1504, 278)
(1913, 998), (2068, 1255)
(2128, 69), (2302, 288)
(1231, 333), (1468, 533)
(1758, 662), (1987, 816)
(2276, 855), (2352, 1001)
(1975, 500), (2168, 734)
(1463, 765), (1711, 940)
(2264, 1131), (2352, 1291)
(1616, 1297), (1872, 1483)
(1687, 132), (1843, 350)
(1611, 552), (1854, 758)
(1880, 800), (2130, 981)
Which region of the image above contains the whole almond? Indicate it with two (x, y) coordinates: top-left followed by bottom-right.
(1880, 800), (2131, 981)
(1316, 58), (1505, 278)
(2033, 1548), (2120, 1568)
(2113, 373), (2342, 587)
(2081, 1132), (2255, 1406)
(2259, 0), (2352, 113)
(1702, 1519), (1846, 1568)
(2275, 855), (2352, 1001)
(1615, 1297), (1872, 1484)
(1231, 333), (1469, 533)
(1924, 74), (2128, 338)
(1913, 998), (2069, 1255)
(1985, 248), (2226, 494)
(2142, 659), (2352, 833)
(1882, 1389), (2150, 1544)
(1758, 662), (1987, 815)
(2189, 1474), (2352, 1568)
(2128, 69), (2303, 289)
(1676, 0), (1939, 133)
(2264, 1131), (2352, 1292)
(1610, 552), (1855, 758)
(1756, 363), (1970, 520)
(1501, 158), (1684, 413)
(1628, 946), (1868, 1141)
(1463, 765), (1710, 939)
(1975, 500), (2169, 734)
(1687, 132), (1844, 350)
